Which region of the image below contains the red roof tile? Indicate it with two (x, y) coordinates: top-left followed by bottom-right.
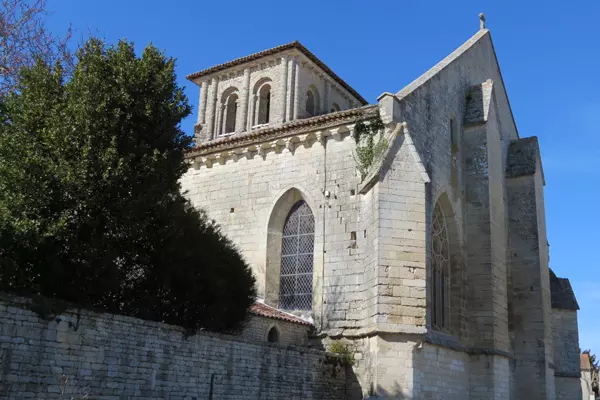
(582, 353), (592, 370)
(250, 302), (313, 326)
(186, 41), (368, 106)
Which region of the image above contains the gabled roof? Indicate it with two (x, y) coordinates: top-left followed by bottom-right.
(250, 302), (313, 326)
(396, 29), (489, 100)
(550, 269), (579, 310)
(394, 28), (519, 139)
(186, 41), (368, 105)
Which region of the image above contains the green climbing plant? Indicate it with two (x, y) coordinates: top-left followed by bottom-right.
(326, 341), (355, 367)
(353, 113), (387, 179)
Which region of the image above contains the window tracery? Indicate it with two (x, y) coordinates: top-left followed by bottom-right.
(279, 200), (314, 311)
(432, 201), (450, 330)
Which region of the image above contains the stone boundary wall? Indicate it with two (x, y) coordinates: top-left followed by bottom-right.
(0, 294), (345, 399)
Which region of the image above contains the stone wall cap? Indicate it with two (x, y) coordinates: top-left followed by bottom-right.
(376, 92), (396, 101)
(464, 81), (494, 126)
(506, 136), (541, 178)
(186, 40), (367, 105)
(550, 268), (580, 310)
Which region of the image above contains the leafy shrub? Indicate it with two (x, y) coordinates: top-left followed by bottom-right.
(0, 38), (256, 333)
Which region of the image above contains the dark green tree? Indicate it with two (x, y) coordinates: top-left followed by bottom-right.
(0, 38), (256, 333)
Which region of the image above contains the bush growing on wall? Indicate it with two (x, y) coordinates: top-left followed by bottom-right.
(0, 38), (256, 333)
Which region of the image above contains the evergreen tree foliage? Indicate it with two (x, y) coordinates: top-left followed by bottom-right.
(0, 38), (256, 333)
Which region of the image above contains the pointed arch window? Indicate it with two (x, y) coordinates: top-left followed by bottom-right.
(280, 200), (314, 311)
(432, 201), (450, 330)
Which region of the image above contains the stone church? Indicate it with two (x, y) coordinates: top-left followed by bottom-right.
(181, 20), (582, 400)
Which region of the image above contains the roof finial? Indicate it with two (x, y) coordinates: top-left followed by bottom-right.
(479, 13), (486, 30)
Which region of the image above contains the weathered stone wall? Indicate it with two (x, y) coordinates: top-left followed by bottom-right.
(390, 340), (470, 399)
(581, 369), (594, 400)
(357, 29), (519, 398)
(240, 312), (311, 347)
(468, 354), (510, 400)
(182, 121), (377, 333)
(0, 295), (345, 399)
(555, 377), (582, 400)
(552, 309), (582, 399)
(507, 172), (550, 399)
(390, 30), (517, 346)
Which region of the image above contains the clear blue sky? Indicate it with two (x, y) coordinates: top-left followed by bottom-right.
(45, 0), (599, 352)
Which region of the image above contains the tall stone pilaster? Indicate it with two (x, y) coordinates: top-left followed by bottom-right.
(286, 57), (295, 121)
(279, 56), (288, 123)
(506, 136), (555, 400)
(197, 80), (207, 124)
(293, 57), (301, 119)
(205, 77), (219, 140)
(324, 80), (331, 113)
(237, 68), (251, 133)
(463, 81), (510, 399)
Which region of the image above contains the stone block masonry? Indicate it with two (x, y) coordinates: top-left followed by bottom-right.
(0, 294), (345, 399)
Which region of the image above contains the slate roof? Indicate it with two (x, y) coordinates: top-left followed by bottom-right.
(550, 269), (579, 310)
(186, 41), (368, 105)
(250, 302), (313, 326)
(506, 136), (540, 178)
(186, 104), (377, 156)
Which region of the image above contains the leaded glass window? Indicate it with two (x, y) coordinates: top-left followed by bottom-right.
(280, 200), (314, 311)
(431, 201), (450, 330)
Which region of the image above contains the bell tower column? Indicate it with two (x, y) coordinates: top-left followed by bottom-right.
(279, 55), (288, 123)
(205, 76), (219, 140)
(292, 57), (301, 120)
(237, 68), (251, 133)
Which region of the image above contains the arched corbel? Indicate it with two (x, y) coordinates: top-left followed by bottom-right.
(274, 139), (287, 154)
(315, 130), (327, 146)
(192, 157), (202, 170)
(328, 128), (342, 142)
(245, 145), (258, 159)
(303, 132), (317, 148)
(204, 155), (215, 169)
(286, 137), (300, 154)
(259, 142), (273, 158)
(217, 151), (230, 165)
(232, 148), (244, 162)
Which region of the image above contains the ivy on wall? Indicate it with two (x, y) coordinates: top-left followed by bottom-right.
(353, 113), (387, 179)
